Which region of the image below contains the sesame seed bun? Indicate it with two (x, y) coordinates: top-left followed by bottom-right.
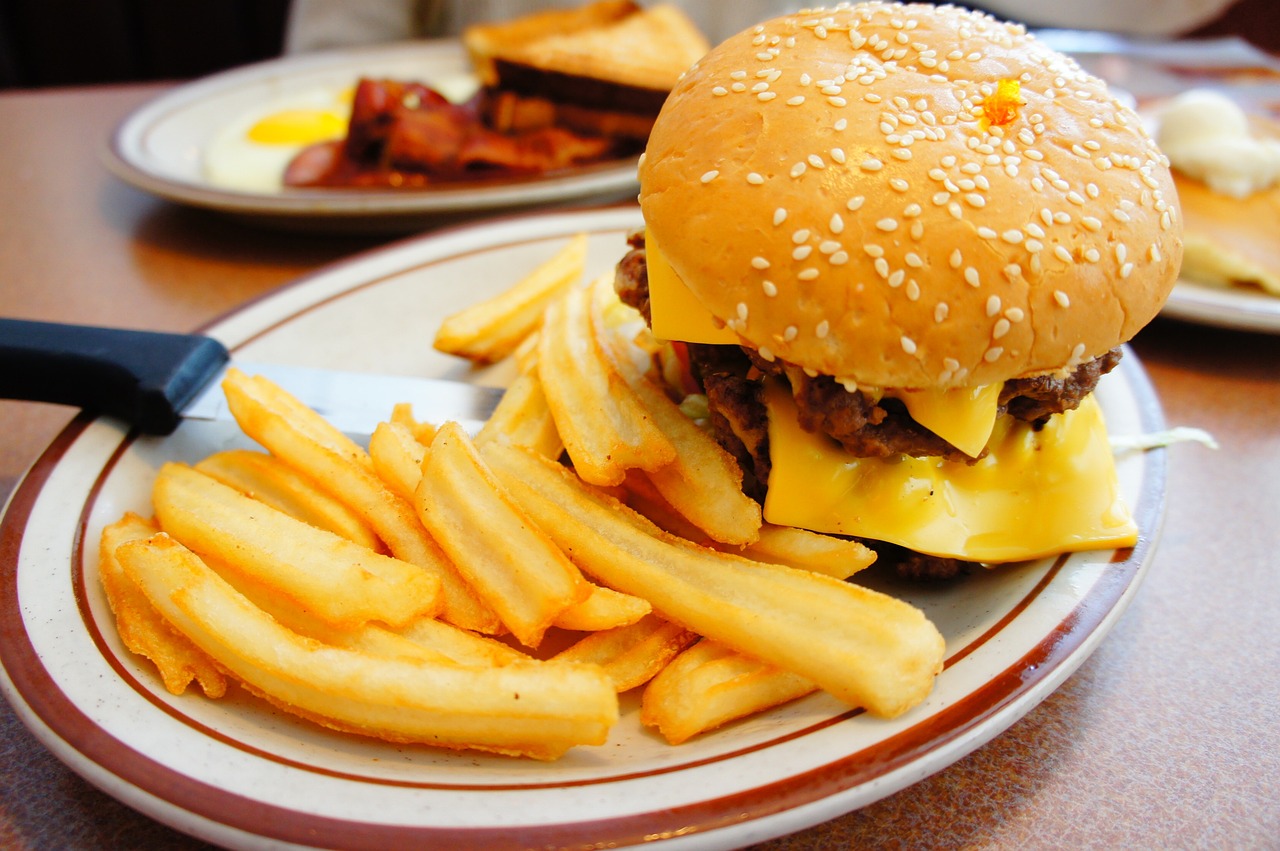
(638, 2), (1182, 389)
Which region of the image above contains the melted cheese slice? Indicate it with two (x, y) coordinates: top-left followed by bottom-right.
(646, 231), (740, 345)
(885, 384), (1001, 458)
(762, 380), (1137, 562)
(646, 231), (1000, 454)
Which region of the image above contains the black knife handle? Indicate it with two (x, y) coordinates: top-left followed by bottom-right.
(0, 318), (230, 435)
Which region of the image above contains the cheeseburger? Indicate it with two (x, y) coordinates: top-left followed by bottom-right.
(617, 2), (1182, 576)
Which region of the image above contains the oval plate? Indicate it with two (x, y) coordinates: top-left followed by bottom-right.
(1162, 277), (1280, 334)
(101, 41), (640, 233)
(0, 207), (1167, 850)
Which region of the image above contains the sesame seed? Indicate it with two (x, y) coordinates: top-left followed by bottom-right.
(861, 159), (884, 172)
(830, 251), (849, 265)
(1054, 290), (1071, 307)
(1085, 247), (1101, 263)
(798, 268), (819, 280)
(747, 172), (764, 185)
(713, 86), (728, 96)
(905, 252), (923, 267)
(758, 346), (775, 362)
(787, 95), (806, 106)
(977, 227), (997, 240)
(758, 91), (777, 101)
(986, 295), (1002, 316)
(1005, 307), (1025, 322)
(874, 257), (890, 278)
(700, 170), (719, 183)
(964, 267), (980, 287)
(847, 196), (865, 211)
(737, 302), (749, 320)
(935, 302), (949, 322)
(901, 336), (918, 354)
(864, 244), (885, 258)
(876, 218), (899, 232)
(1149, 244), (1162, 262)
(1120, 262), (1134, 278)
(892, 148), (914, 161)
(808, 154), (826, 169)
(751, 256), (770, 270)
(829, 213), (845, 234)
(784, 325), (798, 341)
(949, 249), (962, 268)
(792, 228), (811, 244)
(984, 347), (1004, 363)
(1001, 229), (1024, 244)
(794, 246), (813, 260)
(888, 270), (905, 288)
(890, 177), (909, 192)
(831, 147), (846, 164)
(732, 82), (746, 92)
(966, 193), (987, 208)
(816, 320), (830, 338)
(1054, 245), (1073, 263)
(819, 240), (841, 254)
(835, 118), (849, 130)
(993, 318), (1011, 339)
(1115, 244), (1128, 263)
(790, 162), (807, 178)
(762, 280), (777, 297)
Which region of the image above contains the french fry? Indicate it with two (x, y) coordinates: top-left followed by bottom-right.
(475, 372), (564, 460)
(415, 422), (589, 648)
(222, 368), (502, 635)
(640, 640), (818, 745)
(433, 233), (588, 363)
(552, 582), (651, 632)
(369, 421), (428, 502)
(588, 276), (762, 545)
(741, 525), (877, 579)
(537, 279), (675, 486)
(118, 533), (619, 760)
(195, 449), (383, 552)
(98, 513), (227, 697)
(153, 463), (439, 629)
(389, 401), (438, 445)
(553, 614), (697, 692)
(482, 441), (946, 718)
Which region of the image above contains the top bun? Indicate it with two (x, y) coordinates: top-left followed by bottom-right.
(639, 2), (1182, 389)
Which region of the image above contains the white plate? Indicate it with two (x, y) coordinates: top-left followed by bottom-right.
(102, 41), (640, 232)
(1163, 277), (1280, 333)
(0, 207), (1168, 850)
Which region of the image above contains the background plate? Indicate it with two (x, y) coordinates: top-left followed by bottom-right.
(0, 207), (1168, 850)
(102, 41), (640, 233)
(1162, 277), (1280, 333)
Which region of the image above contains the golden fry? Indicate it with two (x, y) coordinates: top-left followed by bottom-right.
(482, 442), (946, 718)
(537, 279), (675, 486)
(153, 463), (439, 629)
(475, 372), (564, 460)
(641, 640), (817, 745)
(416, 422), (589, 648)
(118, 533), (618, 760)
(195, 449), (382, 552)
(552, 582), (651, 632)
(433, 233), (587, 363)
(369, 421), (428, 502)
(553, 614), (697, 692)
(98, 513), (227, 697)
(740, 525), (877, 579)
(222, 368), (501, 634)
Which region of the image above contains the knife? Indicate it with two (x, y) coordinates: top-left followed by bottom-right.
(0, 318), (505, 436)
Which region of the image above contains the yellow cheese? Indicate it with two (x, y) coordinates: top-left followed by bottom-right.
(762, 380), (1137, 562)
(885, 383), (1002, 459)
(646, 231), (740, 345)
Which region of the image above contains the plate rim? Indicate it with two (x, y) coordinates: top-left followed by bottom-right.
(100, 39), (641, 221)
(1162, 277), (1280, 333)
(0, 207), (1170, 849)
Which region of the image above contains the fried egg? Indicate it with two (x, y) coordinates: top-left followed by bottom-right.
(203, 86), (354, 193)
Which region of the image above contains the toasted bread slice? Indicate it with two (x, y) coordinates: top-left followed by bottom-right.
(464, 2), (708, 141)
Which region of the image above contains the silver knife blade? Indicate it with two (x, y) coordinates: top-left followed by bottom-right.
(0, 318), (504, 437)
(186, 361), (506, 436)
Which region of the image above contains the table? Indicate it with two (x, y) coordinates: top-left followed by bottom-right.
(1, 83), (1277, 851)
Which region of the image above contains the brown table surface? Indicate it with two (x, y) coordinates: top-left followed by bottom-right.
(1, 82), (1277, 851)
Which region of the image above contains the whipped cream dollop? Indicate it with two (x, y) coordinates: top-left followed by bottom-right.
(1156, 89), (1280, 198)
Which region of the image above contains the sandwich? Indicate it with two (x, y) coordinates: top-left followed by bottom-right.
(463, 0), (710, 144)
(616, 2), (1183, 577)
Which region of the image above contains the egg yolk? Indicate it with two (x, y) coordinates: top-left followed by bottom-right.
(246, 109), (347, 146)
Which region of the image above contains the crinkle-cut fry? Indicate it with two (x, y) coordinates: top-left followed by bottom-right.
(416, 422), (589, 648)
(433, 232), (587, 363)
(475, 372), (564, 461)
(389, 402), (438, 445)
(640, 640), (818, 745)
(222, 368), (502, 635)
(370, 421), (428, 502)
(739, 525), (877, 580)
(552, 582), (651, 632)
(117, 533), (618, 760)
(481, 442), (946, 718)
(98, 513), (227, 698)
(588, 277), (761, 545)
(537, 280), (675, 486)
(153, 463), (440, 630)
(553, 614), (697, 693)
(195, 449), (383, 552)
